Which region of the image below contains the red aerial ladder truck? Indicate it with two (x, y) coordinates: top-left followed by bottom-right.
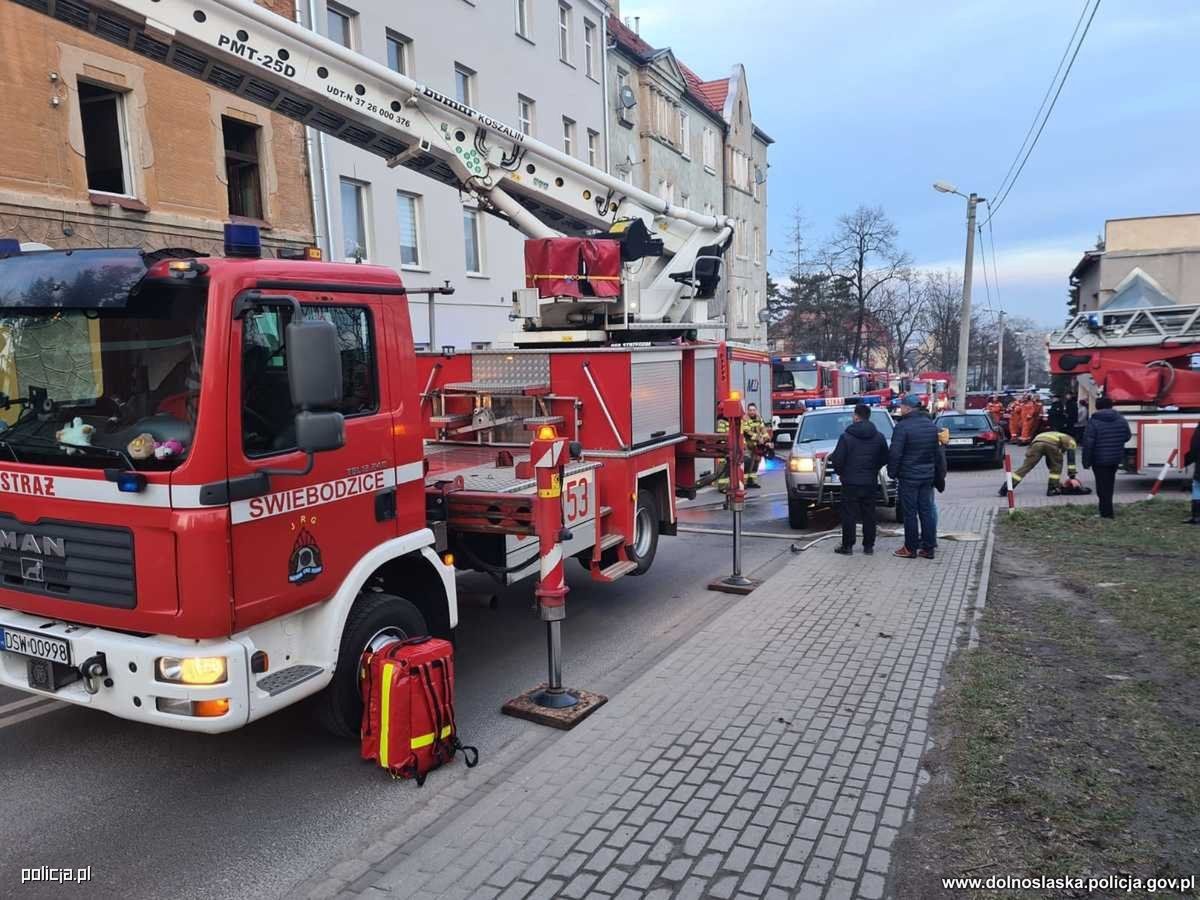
(1049, 304), (1200, 477)
(0, 0), (768, 734)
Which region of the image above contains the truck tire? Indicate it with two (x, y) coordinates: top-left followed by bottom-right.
(626, 488), (660, 575)
(788, 496), (809, 529)
(314, 591), (428, 739)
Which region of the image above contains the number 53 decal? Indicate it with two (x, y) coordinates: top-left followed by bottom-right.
(563, 474), (592, 523)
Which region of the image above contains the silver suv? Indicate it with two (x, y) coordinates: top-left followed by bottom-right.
(784, 406), (901, 529)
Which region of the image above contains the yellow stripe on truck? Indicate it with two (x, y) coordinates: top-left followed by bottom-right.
(411, 725), (453, 749)
(379, 663), (395, 768)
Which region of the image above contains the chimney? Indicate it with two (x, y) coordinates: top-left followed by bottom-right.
(634, 15), (640, 34)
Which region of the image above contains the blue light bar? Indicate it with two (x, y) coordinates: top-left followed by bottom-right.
(224, 223), (262, 258)
(0, 238), (21, 256)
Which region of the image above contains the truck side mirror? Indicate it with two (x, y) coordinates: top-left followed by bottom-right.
(286, 317), (344, 409)
(295, 410), (345, 454)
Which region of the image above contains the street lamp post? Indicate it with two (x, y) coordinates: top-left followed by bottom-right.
(933, 182), (984, 410)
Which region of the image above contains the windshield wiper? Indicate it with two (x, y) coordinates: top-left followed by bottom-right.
(1, 433), (135, 469)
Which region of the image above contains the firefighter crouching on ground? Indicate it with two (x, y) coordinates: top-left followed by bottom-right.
(742, 402), (772, 489)
(999, 431), (1090, 496)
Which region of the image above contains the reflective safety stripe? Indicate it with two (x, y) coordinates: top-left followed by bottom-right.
(379, 662), (395, 768)
(411, 725), (453, 749)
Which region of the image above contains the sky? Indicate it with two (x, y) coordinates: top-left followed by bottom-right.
(621, 0), (1200, 327)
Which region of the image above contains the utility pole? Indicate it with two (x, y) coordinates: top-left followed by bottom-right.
(1023, 337), (1031, 388)
(954, 193), (980, 410)
(996, 310), (1006, 392)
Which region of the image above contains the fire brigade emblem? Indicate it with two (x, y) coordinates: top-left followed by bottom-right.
(288, 528), (324, 584)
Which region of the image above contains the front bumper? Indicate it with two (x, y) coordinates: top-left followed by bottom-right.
(0, 607), (251, 733)
(787, 476), (897, 505)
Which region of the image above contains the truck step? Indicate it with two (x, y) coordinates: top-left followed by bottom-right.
(594, 560), (638, 583)
(597, 533), (625, 552)
(257, 664), (323, 697)
(598, 505), (613, 518)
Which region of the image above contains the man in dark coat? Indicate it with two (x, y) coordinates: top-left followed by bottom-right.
(887, 394), (944, 559)
(1082, 396), (1132, 519)
(1184, 424), (1200, 525)
(828, 404), (889, 555)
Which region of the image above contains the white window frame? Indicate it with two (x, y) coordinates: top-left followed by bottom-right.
(583, 19), (597, 79)
(562, 116), (576, 156)
(454, 63), (474, 106)
(462, 205), (484, 275)
(702, 128), (715, 171)
(339, 177), (370, 262)
(678, 109), (690, 158)
(395, 190), (423, 269)
(515, 0), (531, 39)
(326, 2), (356, 49)
(78, 79), (136, 199)
(753, 227), (762, 265)
(517, 95), (535, 136)
(586, 128), (599, 167)
(385, 30), (411, 75)
(558, 3), (572, 64)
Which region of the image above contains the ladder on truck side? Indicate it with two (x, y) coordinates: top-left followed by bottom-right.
(1049, 304), (1200, 350)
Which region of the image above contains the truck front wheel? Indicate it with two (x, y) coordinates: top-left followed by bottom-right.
(314, 591), (428, 739)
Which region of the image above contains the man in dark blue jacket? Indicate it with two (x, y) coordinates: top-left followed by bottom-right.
(1082, 396), (1131, 519)
(887, 395), (944, 558)
(828, 404), (889, 555)
(1184, 424), (1200, 525)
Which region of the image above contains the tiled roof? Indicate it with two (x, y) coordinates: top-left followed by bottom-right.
(607, 14), (655, 59)
(695, 78), (730, 115)
(608, 16), (728, 119)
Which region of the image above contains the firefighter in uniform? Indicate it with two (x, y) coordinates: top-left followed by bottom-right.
(742, 402), (772, 489)
(999, 431), (1081, 496)
(985, 395), (1005, 428)
(1020, 393), (1043, 444)
(1007, 396), (1025, 443)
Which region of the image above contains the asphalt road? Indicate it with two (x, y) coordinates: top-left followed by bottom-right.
(0, 460), (821, 900)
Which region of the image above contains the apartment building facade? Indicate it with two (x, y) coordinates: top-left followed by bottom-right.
(309, 0), (609, 350)
(1070, 213), (1200, 314)
(0, 0), (313, 256)
(606, 16), (771, 347)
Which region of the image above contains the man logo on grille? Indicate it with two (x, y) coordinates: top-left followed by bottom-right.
(288, 528), (324, 584)
(21, 557), (45, 583)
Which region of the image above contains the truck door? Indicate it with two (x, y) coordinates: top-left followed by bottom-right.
(226, 296), (396, 630)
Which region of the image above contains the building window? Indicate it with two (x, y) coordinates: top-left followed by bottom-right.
(454, 63), (474, 105)
(702, 127), (716, 170)
(78, 80), (132, 196)
(463, 207), (483, 274)
(222, 116), (262, 220)
(753, 227), (762, 264)
(515, 0), (531, 38)
(386, 31), (411, 75)
(562, 117), (576, 156)
(657, 179), (674, 205)
(395, 191), (422, 267)
(558, 3), (572, 63)
(326, 2), (355, 48)
(655, 92), (672, 139)
(518, 95), (535, 136)
(583, 19), (597, 78)
(586, 129), (599, 167)
(679, 192), (689, 210)
(678, 110), (690, 157)
(340, 178), (369, 261)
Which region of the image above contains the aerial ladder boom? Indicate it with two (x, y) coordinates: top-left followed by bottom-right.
(12, 0), (735, 336)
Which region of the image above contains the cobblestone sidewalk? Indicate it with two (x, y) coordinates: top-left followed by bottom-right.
(300, 503), (993, 900)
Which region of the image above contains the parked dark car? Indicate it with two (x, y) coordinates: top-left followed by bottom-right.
(934, 411), (1006, 467)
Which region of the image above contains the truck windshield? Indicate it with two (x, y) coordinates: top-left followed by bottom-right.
(773, 365), (818, 391)
(0, 282), (206, 469)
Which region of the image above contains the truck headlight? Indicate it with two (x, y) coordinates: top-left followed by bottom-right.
(788, 457), (815, 473)
(156, 656), (228, 685)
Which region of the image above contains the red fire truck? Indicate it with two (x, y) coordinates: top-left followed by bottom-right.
(912, 371), (953, 412)
(1049, 304), (1199, 477)
(0, 0), (767, 734)
(770, 355), (836, 446)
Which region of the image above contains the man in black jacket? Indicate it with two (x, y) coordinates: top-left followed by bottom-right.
(828, 404), (889, 555)
(1082, 396), (1132, 519)
(1184, 424), (1200, 525)
(888, 395), (945, 559)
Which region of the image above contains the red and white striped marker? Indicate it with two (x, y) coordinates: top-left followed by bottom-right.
(1004, 452), (1015, 513)
(1146, 448), (1179, 500)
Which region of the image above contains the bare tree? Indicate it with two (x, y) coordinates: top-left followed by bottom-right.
(816, 206), (911, 365)
(917, 270), (963, 372)
(870, 269), (926, 372)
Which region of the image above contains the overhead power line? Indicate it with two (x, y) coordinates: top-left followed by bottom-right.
(983, 0), (1102, 224)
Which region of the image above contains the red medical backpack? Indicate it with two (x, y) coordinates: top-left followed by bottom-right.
(359, 636), (478, 785)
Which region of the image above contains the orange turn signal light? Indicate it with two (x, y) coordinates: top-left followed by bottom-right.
(729, 390), (741, 401)
(193, 699), (230, 718)
(536, 425), (558, 440)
